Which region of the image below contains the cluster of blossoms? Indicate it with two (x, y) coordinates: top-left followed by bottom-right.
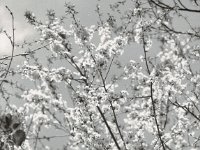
(17, 19), (129, 149)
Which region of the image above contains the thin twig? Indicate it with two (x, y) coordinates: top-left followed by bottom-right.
(110, 98), (127, 150)
(0, 6), (15, 87)
(104, 56), (115, 81)
(142, 29), (166, 150)
(0, 43), (51, 61)
(97, 106), (121, 150)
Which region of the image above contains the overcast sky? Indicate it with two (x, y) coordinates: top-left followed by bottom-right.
(0, 0), (107, 55)
(1, 0), (200, 56)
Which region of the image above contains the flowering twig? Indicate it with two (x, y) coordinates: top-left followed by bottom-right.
(142, 30), (166, 150)
(0, 6), (15, 87)
(97, 106), (121, 150)
(0, 43), (51, 61)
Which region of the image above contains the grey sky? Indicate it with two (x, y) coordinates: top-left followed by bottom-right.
(1, 0), (200, 54)
(0, 0), (103, 55)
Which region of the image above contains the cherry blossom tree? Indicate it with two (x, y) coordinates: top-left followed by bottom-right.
(1, 0), (200, 149)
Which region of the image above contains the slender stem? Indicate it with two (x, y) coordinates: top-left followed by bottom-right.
(104, 56), (115, 81)
(109, 100), (127, 150)
(142, 30), (166, 150)
(0, 6), (15, 87)
(0, 43), (51, 61)
(150, 83), (166, 150)
(169, 100), (200, 122)
(149, 0), (200, 13)
(97, 106), (121, 150)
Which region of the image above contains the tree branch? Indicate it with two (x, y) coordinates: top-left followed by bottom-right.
(0, 6), (15, 87)
(97, 106), (121, 150)
(142, 29), (166, 150)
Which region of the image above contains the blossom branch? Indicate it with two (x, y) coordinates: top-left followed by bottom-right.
(97, 106), (121, 150)
(85, 45), (127, 149)
(142, 30), (166, 150)
(0, 6), (15, 87)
